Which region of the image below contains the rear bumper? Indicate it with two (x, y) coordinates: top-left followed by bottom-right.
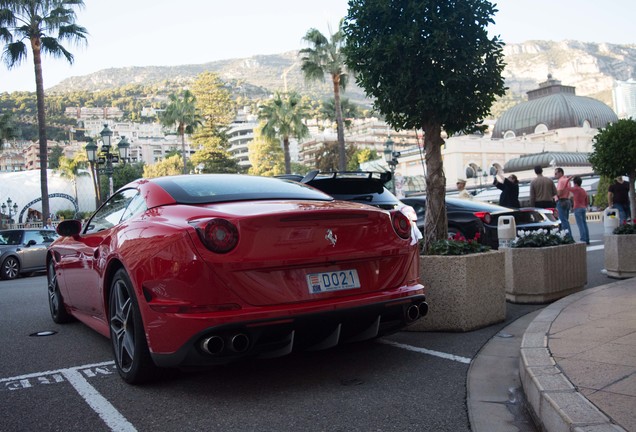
(150, 293), (427, 368)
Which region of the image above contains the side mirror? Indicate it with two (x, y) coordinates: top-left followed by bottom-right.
(26, 239), (37, 247)
(56, 220), (82, 237)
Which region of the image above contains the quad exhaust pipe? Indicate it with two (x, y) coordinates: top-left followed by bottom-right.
(201, 333), (251, 355)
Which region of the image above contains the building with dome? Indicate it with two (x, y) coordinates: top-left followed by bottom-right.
(388, 75), (619, 197)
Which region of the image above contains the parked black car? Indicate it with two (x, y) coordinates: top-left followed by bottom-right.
(400, 196), (561, 249)
(0, 228), (58, 280)
(280, 171), (401, 210)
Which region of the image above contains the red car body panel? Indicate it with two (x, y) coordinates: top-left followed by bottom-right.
(49, 175), (426, 369)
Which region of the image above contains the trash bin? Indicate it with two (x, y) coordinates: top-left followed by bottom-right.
(497, 215), (516, 248)
(604, 208), (619, 235)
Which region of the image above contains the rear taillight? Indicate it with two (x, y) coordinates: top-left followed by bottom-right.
(473, 211), (492, 224)
(196, 218), (239, 253)
(391, 210), (411, 240)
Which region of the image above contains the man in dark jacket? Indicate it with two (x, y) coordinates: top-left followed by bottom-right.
(493, 171), (520, 208)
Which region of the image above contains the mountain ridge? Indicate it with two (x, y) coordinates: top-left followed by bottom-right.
(49, 40), (636, 112)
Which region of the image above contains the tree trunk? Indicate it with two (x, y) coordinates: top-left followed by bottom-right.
(629, 171), (636, 223)
(180, 123), (187, 174)
(32, 37), (50, 223)
(333, 76), (346, 171)
(283, 136), (291, 174)
(422, 122), (448, 252)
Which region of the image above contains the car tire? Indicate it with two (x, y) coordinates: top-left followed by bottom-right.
(109, 268), (157, 384)
(1, 256), (19, 280)
(47, 260), (74, 324)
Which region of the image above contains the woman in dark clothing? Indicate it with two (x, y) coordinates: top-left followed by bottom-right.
(493, 172), (520, 208)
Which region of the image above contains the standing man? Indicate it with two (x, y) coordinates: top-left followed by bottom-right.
(456, 179), (473, 199)
(555, 167), (573, 240)
(571, 176), (590, 244)
(608, 176), (631, 224)
(529, 165), (557, 208)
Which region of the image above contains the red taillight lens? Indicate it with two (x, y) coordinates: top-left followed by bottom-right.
(196, 219), (238, 253)
(391, 210), (411, 240)
(473, 211), (492, 224)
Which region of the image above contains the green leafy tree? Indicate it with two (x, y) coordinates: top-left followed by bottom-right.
(143, 155), (185, 178)
(48, 144), (64, 168)
(300, 20), (348, 171)
(159, 90), (202, 174)
(315, 141), (357, 172)
(258, 92), (309, 174)
(343, 0), (506, 251)
(248, 126), (285, 176)
(0, 0), (88, 222)
(190, 72), (235, 147)
(349, 148), (378, 171)
(190, 142), (239, 174)
(589, 118), (636, 218)
(0, 111), (18, 146)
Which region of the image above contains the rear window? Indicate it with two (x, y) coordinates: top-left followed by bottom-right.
(152, 174), (333, 204)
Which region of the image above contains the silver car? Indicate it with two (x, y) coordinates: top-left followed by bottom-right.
(0, 229), (58, 280)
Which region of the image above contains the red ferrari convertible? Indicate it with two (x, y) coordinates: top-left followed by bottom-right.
(47, 174), (427, 383)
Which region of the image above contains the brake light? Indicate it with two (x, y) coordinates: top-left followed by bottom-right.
(391, 210), (411, 240)
(473, 211), (492, 224)
(196, 218), (239, 253)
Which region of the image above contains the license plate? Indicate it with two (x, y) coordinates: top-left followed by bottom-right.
(306, 270), (361, 294)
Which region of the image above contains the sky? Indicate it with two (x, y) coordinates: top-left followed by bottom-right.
(1, 0), (635, 93)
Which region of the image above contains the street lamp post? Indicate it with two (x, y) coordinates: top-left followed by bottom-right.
(1, 197), (19, 228)
(86, 124), (131, 203)
(383, 136), (401, 195)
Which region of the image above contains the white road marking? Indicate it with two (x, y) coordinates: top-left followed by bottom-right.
(1, 361), (136, 432)
(587, 245), (604, 252)
(378, 339), (472, 364)
(62, 368), (136, 432)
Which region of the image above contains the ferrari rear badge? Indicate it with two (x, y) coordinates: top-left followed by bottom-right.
(325, 229), (337, 247)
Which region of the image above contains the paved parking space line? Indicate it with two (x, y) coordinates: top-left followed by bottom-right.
(586, 245), (604, 251)
(378, 339), (472, 364)
(2, 361), (135, 432)
(62, 368), (136, 432)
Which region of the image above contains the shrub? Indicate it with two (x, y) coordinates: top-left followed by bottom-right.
(511, 229), (574, 248)
(613, 221), (636, 235)
(427, 232), (491, 256)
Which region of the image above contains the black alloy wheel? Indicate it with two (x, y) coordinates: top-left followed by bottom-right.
(47, 260), (74, 323)
(109, 268), (156, 384)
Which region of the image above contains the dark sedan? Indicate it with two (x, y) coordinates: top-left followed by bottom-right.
(400, 196), (561, 249)
(0, 228), (58, 279)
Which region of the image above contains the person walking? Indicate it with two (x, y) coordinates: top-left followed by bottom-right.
(456, 179), (473, 200)
(571, 176), (590, 244)
(493, 170), (520, 208)
(554, 167), (573, 240)
(608, 176), (631, 224)
(529, 165), (557, 208)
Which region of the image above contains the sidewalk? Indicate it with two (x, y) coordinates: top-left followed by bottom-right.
(519, 278), (636, 431)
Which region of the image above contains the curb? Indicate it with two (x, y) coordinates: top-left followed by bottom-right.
(519, 285), (627, 432)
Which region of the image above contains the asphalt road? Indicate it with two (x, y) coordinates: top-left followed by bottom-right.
(0, 222), (609, 432)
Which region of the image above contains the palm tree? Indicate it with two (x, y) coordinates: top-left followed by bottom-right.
(300, 19), (348, 171)
(0, 0), (87, 222)
(159, 90), (202, 174)
(57, 152), (88, 215)
(258, 92), (309, 174)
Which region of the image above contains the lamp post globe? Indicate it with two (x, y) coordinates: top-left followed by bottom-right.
(117, 136), (130, 161)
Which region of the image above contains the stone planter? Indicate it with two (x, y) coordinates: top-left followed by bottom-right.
(408, 250), (506, 332)
(504, 243), (587, 304)
(604, 234), (636, 278)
